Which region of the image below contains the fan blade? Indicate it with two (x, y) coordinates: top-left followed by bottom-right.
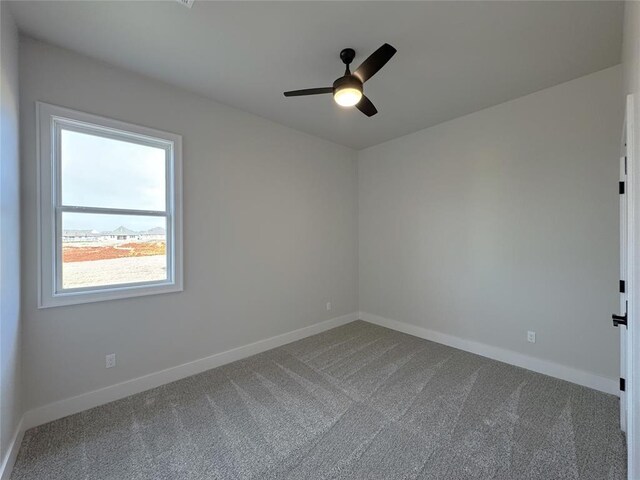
(356, 95), (377, 117)
(353, 43), (397, 83)
(284, 87), (332, 97)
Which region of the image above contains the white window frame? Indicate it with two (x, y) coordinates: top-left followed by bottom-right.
(37, 102), (183, 308)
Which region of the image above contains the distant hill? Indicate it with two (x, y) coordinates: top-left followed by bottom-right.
(63, 226), (166, 236)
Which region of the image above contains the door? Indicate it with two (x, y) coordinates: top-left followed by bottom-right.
(619, 148), (628, 432)
(617, 94), (635, 442)
(624, 93), (638, 478)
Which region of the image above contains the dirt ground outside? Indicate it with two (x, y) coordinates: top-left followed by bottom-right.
(63, 241), (166, 263)
(62, 255), (167, 289)
(62, 240), (167, 289)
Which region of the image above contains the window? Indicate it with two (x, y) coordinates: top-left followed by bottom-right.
(37, 103), (183, 307)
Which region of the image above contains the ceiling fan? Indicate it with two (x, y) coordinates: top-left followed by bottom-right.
(283, 43), (397, 117)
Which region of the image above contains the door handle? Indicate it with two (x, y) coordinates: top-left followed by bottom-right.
(613, 300), (628, 327)
(612, 313), (627, 327)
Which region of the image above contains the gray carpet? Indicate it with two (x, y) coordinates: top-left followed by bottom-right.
(12, 320), (626, 479)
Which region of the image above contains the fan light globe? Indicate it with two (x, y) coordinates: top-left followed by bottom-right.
(334, 87), (362, 107)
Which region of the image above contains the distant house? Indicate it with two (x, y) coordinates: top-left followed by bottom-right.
(140, 227), (166, 241)
(108, 226), (138, 241)
(62, 229), (100, 242)
(144, 227), (166, 236)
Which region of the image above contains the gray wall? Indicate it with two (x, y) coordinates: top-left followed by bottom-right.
(0, 2), (22, 466)
(358, 66), (623, 380)
(624, 2), (639, 99)
(20, 38), (359, 410)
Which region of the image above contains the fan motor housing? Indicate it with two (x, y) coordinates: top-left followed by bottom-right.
(332, 75), (363, 94)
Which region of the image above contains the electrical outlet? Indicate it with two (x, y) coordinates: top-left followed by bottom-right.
(106, 353), (116, 368)
(326, 302), (332, 311)
(527, 331), (536, 344)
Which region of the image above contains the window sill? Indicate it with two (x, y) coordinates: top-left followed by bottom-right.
(38, 281), (183, 308)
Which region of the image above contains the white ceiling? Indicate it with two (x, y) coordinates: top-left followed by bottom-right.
(9, 1), (623, 149)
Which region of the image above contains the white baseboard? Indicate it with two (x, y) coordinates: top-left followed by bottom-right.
(23, 312), (359, 430)
(1, 417), (24, 480)
(360, 311), (618, 396)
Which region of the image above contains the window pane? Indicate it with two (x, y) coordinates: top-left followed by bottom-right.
(61, 129), (166, 211)
(61, 212), (168, 290)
